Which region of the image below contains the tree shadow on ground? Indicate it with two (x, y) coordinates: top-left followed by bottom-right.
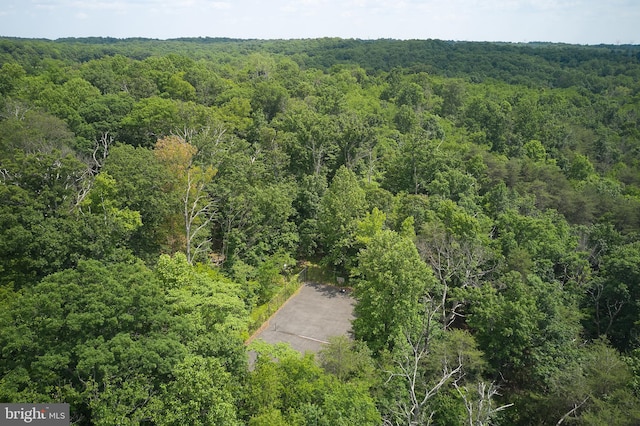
(306, 281), (353, 299)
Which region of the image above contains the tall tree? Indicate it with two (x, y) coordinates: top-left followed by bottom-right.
(317, 166), (367, 273)
(277, 100), (337, 177)
(154, 136), (217, 264)
(353, 229), (438, 355)
(101, 143), (172, 260)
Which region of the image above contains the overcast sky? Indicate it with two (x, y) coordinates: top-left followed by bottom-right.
(0, 0), (637, 45)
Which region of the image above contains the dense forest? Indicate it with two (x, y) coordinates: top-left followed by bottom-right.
(1, 37), (640, 425)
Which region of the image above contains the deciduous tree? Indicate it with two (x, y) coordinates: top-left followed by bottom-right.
(318, 166), (367, 273)
(353, 229), (437, 355)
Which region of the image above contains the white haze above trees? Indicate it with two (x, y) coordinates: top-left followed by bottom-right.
(0, 0), (638, 44)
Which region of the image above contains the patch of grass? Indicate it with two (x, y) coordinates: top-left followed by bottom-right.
(301, 262), (348, 286)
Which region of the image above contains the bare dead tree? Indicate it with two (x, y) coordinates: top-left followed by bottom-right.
(1, 99), (30, 120)
(250, 145), (262, 164)
(190, 125), (228, 170)
(416, 225), (495, 328)
(362, 140), (380, 184)
(171, 124), (228, 162)
(183, 165), (217, 265)
(173, 126), (198, 143)
(0, 168), (13, 182)
(454, 381), (514, 426)
(74, 132), (114, 210)
(587, 278), (626, 337)
(383, 298), (464, 426)
(310, 136), (328, 176)
(92, 132), (113, 171)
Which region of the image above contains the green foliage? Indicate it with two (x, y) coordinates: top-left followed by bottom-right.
(465, 272), (583, 389)
(567, 153), (597, 181)
(0, 259), (180, 420)
(101, 143), (173, 259)
(2, 36), (640, 425)
(255, 250), (295, 304)
(0, 254), (249, 424)
(318, 166), (367, 273)
(220, 182), (300, 267)
(355, 207), (386, 246)
(153, 355), (240, 425)
(516, 338), (640, 425)
(244, 349), (380, 425)
(353, 229), (437, 355)
(495, 208), (580, 280)
(155, 252), (248, 346)
(377, 302), (493, 426)
(522, 139), (547, 162)
(591, 241), (640, 351)
(318, 335), (376, 383)
(81, 172), (143, 235)
(120, 96), (180, 146)
(0, 62), (26, 96)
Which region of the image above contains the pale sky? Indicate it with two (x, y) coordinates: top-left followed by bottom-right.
(0, 0), (637, 44)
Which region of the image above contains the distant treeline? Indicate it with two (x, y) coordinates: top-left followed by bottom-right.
(2, 36), (639, 85)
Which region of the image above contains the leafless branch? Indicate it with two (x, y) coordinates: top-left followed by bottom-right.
(556, 396), (589, 425)
(92, 132), (113, 171)
(183, 167), (217, 264)
(384, 299), (465, 426)
(454, 381), (513, 426)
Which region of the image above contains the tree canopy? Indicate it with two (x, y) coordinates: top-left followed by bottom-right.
(1, 36), (640, 425)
